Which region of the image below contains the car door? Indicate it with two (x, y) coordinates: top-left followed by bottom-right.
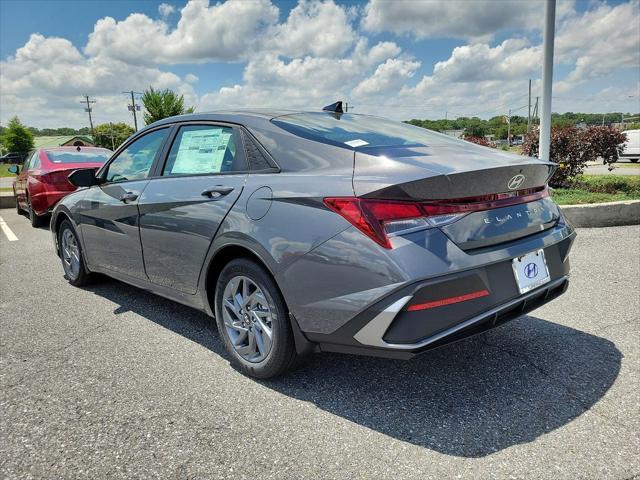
(138, 123), (247, 294)
(79, 127), (171, 279)
(15, 151), (36, 208)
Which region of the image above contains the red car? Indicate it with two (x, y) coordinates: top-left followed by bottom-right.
(10, 146), (112, 227)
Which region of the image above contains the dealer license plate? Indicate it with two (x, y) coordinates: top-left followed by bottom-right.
(512, 249), (551, 294)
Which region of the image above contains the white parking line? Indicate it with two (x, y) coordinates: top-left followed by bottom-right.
(0, 216), (18, 241)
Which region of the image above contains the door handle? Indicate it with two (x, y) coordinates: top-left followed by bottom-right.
(120, 192), (138, 203)
(201, 186), (234, 198)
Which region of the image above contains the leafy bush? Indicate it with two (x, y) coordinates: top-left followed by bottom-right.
(464, 136), (496, 148)
(522, 126), (627, 187)
(583, 126), (626, 166)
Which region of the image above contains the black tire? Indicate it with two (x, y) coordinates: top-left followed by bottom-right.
(631, 159), (639, 163)
(14, 191), (22, 215)
(58, 219), (92, 287)
(27, 196), (47, 228)
(214, 258), (299, 379)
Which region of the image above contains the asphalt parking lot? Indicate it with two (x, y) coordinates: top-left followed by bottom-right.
(0, 207), (638, 479)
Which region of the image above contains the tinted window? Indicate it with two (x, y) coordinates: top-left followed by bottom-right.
(45, 149), (111, 164)
(163, 125), (242, 176)
(272, 113), (459, 149)
(104, 128), (168, 183)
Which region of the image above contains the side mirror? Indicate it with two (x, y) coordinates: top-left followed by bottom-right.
(68, 168), (100, 187)
(8, 165), (19, 174)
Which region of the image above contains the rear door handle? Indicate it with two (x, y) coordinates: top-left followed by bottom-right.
(201, 186), (234, 198)
(120, 192), (138, 203)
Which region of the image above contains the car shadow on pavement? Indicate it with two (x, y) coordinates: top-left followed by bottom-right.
(88, 278), (622, 459)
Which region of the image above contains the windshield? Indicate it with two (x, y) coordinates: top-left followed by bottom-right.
(45, 149), (111, 164)
(272, 112), (459, 149)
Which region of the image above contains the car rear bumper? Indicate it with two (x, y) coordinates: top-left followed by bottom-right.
(303, 232), (574, 359)
(31, 191), (71, 216)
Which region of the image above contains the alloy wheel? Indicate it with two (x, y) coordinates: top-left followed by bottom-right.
(61, 228), (81, 280)
(221, 275), (274, 363)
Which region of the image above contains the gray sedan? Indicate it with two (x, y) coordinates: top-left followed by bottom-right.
(50, 104), (575, 378)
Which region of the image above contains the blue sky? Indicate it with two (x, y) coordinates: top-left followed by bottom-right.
(1, 0), (638, 128)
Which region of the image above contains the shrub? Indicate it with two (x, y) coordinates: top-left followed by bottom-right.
(522, 126), (626, 187)
(523, 126), (590, 187)
(583, 126), (627, 167)
(464, 136), (496, 148)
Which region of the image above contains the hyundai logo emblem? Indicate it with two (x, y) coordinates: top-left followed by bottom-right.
(508, 174), (526, 190)
(524, 262), (538, 279)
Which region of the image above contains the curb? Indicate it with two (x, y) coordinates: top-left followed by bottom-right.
(0, 192), (15, 209)
(0, 193), (638, 228)
(560, 200), (640, 228)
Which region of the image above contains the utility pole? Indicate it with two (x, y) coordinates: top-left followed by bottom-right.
(507, 108), (512, 145)
(527, 79), (532, 132)
(123, 91), (142, 131)
(80, 95), (96, 137)
(533, 96), (539, 121)
(539, 0), (556, 162)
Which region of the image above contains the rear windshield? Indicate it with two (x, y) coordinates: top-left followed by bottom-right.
(45, 149), (111, 164)
(272, 112), (457, 149)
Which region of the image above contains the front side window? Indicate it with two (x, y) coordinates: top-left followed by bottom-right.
(163, 125), (242, 176)
(24, 151), (37, 170)
(104, 128), (168, 183)
(31, 151), (41, 169)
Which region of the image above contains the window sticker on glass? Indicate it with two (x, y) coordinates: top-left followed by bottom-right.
(344, 139), (369, 148)
(171, 128), (233, 174)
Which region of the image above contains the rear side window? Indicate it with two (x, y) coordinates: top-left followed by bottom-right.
(272, 112), (458, 149)
(162, 125), (243, 176)
(104, 128), (168, 183)
(45, 150), (111, 164)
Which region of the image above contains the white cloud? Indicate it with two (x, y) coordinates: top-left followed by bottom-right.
(0, 34), (195, 127)
(361, 0), (578, 41)
(158, 3), (175, 18)
(200, 39), (407, 110)
(185, 73), (199, 83)
(85, 0), (279, 64)
(555, 1), (640, 89)
(269, 0), (357, 58)
(353, 58), (420, 97)
(361, 0), (539, 41)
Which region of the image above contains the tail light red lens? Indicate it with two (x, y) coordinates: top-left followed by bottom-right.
(324, 187), (549, 249)
(39, 170), (74, 187)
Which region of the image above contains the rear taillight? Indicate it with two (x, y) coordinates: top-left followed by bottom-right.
(324, 187), (549, 249)
(39, 170), (74, 187)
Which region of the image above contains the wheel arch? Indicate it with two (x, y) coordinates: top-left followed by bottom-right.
(202, 242), (317, 356)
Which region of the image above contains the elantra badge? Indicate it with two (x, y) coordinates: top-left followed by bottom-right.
(508, 174), (526, 190)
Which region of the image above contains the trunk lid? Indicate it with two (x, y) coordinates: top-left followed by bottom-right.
(353, 142), (560, 250)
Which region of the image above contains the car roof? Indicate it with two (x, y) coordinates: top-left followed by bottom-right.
(146, 109), (343, 130)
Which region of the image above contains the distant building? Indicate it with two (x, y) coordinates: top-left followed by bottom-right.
(33, 135), (95, 149)
(442, 129), (464, 138)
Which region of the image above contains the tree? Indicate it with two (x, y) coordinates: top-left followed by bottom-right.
(1, 116), (34, 154)
(141, 87), (194, 125)
(93, 123), (135, 150)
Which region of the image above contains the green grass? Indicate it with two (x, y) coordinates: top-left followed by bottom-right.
(551, 175), (640, 205)
(0, 164), (18, 177)
(0, 187), (13, 193)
